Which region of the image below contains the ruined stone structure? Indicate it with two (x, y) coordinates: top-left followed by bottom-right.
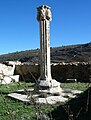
(0, 62), (19, 84)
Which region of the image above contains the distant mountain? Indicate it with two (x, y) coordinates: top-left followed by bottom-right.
(0, 42), (91, 63)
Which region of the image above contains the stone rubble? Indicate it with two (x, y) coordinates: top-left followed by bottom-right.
(0, 62), (20, 84)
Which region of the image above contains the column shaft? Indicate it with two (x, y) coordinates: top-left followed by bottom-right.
(40, 20), (51, 80)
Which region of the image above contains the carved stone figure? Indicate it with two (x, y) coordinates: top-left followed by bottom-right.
(46, 7), (52, 21)
(37, 5), (52, 21)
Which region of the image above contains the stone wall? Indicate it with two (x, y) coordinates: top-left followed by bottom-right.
(51, 63), (91, 82)
(15, 65), (40, 82)
(15, 63), (91, 83)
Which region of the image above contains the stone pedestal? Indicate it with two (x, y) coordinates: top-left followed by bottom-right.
(35, 5), (62, 94)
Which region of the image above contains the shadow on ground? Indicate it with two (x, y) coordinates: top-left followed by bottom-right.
(49, 87), (91, 120)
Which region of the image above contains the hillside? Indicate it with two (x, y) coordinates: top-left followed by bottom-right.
(0, 42), (91, 63)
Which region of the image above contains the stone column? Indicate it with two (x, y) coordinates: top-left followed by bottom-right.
(40, 20), (51, 81)
(36, 5), (62, 93)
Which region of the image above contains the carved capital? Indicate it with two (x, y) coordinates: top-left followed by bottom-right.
(37, 5), (52, 21)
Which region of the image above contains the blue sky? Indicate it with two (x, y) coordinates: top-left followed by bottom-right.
(0, 0), (91, 55)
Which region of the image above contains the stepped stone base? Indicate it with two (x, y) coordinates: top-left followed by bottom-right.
(8, 90), (67, 104)
(35, 79), (63, 95)
(8, 88), (83, 104)
(36, 79), (60, 87)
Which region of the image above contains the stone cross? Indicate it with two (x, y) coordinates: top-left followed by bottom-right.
(37, 5), (52, 88)
(36, 5), (61, 94)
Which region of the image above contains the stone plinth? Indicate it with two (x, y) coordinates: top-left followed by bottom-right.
(35, 79), (63, 95)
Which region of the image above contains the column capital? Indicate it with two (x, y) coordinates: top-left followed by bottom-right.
(37, 5), (52, 22)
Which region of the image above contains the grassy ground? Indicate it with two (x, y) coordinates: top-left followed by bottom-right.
(0, 82), (90, 120)
(0, 82), (35, 93)
(60, 83), (89, 91)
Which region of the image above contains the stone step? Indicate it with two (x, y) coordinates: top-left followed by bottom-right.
(8, 93), (29, 102)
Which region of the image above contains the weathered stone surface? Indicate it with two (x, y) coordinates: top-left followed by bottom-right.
(35, 79), (63, 95)
(8, 88), (83, 104)
(36, 96), (67, 104)
(0, 63), (15, 76)
(37, 5), (52, 83)
(37, 5), (52, 21)
(0, 75), (19, 84)
(35, 5), (62, 96)
(15, 65), (40, 82)
(15, 63), (90, 83)
(36, 79), (60, 88)
(8, 93), (29, 102)
(0, 63), (20, 84)
(37, 87), (63, 96)
(8, 92), (67, 104)
(4, 61), (21, 66)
